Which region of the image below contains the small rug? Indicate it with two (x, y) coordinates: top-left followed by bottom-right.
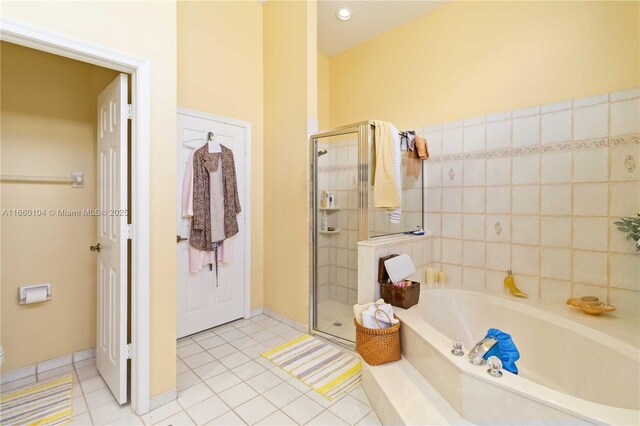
(260, 334), (361, 400)
(1, 374), (73, 426)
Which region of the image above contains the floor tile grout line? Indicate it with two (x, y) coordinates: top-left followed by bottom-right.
(78, 315), (375, 426)
(177, 318), (302, 424)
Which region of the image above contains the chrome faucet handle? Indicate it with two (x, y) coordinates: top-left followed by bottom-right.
(451, 338), (464, 356)
(486, 356), (503, 377)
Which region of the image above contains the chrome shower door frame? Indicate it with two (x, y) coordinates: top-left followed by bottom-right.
(308, 121), (373, 344)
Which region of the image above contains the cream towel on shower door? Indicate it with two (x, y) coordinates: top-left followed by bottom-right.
(372, 120), (401, 209)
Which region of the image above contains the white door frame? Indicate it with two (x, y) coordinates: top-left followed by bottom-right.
(1, 19), (151, 414)
(177, 107), (252, 320)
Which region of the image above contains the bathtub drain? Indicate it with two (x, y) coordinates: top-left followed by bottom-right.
(333, 321), (342, 327)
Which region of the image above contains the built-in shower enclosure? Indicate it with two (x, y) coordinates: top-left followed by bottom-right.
(310, 121), (425, 342)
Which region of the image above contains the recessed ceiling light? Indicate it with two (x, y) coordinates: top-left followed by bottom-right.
(336, 8), (352, 21)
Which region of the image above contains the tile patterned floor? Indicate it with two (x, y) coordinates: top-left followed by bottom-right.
(14, 314), (381, 425)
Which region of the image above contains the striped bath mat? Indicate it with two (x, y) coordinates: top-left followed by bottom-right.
(261, 334), (361, 399)
(1, 374), (73, 426)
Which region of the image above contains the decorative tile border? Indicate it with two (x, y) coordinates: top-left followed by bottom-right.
(425, 134), (639, 163)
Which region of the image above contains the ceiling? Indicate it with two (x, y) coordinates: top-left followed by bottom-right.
(318, 1), (447, 56)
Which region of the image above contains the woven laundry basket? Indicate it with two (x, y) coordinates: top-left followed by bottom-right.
(354, 309), (401, 366)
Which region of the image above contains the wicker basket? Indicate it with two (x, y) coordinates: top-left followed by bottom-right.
(354, 309), (401, 366)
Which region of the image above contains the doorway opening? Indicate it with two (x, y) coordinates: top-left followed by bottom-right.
(1, 19), (151, 415)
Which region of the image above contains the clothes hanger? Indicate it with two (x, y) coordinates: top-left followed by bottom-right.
(206, 131), (222, 153)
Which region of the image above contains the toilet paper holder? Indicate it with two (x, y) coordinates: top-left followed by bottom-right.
(19, 283), (52, 305)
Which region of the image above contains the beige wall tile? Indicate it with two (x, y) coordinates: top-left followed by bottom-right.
(426, 163), (442, 187)
(610, 144), (640, 181)
(463, 187), (485, 214)
(573, 217), (608, 251)
(609, 181), (640, 217)
(540, 279), (571, 303)
(442, 161), (462, 187)
(609, 253), (640, 291)
(463, 267), (485, 289)
(424, 187), (442, 212)
(541, 110), (571, 144)
(463, 125), (486, 153)
(486, 120), (511, 150)
(512, 155), (540, 185)
(610, 99), (640, 137)
(540, 216), (572, 247)
(512, 116), (540, 147)
(442, 238), (462, 264)
(486, 215), (510, 242)
(486, 186), (510, 214)
(609, 218), (637, 254)
(463, 159), (486, 186)
(512, 186), (540, 215)
(512, 245), (539, 275)
(463, 214), (486, 241)
(573, 251), (607, 285)
(442, 188), (463, 212)
(486, 158), (511, 185)
(442, 127), (463, 154)
(608, 288), (640, 318)
(541, 152), (572, 184)
(463, 241), (485, 268)
(541, 184), (571, 215)
(573, 183), (608, 216)
(512, 215), (539, 245)
(486, 242), (511, 271)
(573, 103), (608, 140)
(442, 213), (462, 238)
(573, 148), (608, 182)
(541, 248), (571, 280)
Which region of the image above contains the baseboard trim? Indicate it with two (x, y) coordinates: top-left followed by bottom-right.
(250, 307), (263, 317)
(149, 388), (177, 411)
(260, 306), (309, 334)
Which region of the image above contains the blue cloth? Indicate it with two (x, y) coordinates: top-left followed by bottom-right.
(482, 328), (520, 374)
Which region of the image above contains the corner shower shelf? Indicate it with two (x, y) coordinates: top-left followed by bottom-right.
(319, 229), (341, 234)
(319, 207), (340, 211)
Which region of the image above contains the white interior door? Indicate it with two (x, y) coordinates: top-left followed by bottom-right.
(177, 113), (247, 339)
(96, 74), (129, 404)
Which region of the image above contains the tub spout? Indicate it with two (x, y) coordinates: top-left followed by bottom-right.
(468, 337), (498, 365)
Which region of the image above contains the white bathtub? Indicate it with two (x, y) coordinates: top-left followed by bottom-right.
(395, 288), (640, 425)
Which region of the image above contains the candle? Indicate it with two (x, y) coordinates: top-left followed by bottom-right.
(437, 271), (447, 284)
(426, 268), (436, 285)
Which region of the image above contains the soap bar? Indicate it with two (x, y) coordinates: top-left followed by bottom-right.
(384, 254), (416, 283)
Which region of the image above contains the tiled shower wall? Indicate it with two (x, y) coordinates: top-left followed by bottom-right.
(422, 88), (640, 316)
(317, 139), (359, 305)
(316, 137), (426, 306)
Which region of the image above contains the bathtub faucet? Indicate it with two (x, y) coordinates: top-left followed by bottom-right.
(468, 337), (498, 365)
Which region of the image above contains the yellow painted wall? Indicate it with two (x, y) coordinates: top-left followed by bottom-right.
(263, 0), (316, 325)
(329, 1), (640, 129)
(177, 0), (264, 310)
(317, 52), (330, 131)
(0, 42), (119, 372)
(0, 1), (178, 397)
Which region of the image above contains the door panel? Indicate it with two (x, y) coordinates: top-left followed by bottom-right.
(176, 114), (246, 338)
(96, 73), (128, 404)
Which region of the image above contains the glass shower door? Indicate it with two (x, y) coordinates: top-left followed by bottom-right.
(313, 131), (360, 341)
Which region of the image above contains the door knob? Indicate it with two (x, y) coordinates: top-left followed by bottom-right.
(177, 235), (188, 243)
(90, 243), (101, 253)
